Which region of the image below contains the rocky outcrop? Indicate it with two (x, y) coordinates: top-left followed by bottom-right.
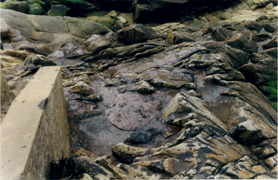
(1, 1), (277, 180)
(0, 9), (111, 56)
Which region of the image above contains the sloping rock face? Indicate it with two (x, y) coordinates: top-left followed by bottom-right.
(0, 9), (111, 55)
(1, 4), (277, 180)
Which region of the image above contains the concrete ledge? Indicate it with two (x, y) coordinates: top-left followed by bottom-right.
(1, 66), (70, 180)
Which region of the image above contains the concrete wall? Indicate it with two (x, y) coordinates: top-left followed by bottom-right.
(1, 66), (70, 180)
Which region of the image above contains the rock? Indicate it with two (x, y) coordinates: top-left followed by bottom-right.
(47, 4), (68, 16)
(256, 33), (271, 42)
(254, 175), (273, 179)
(212, 26), (231, 41)
(202, 23), (214, 35)
(245, 22), (263, 32)
(227, 29), (258, 53)
(134, 80), (154, 93)
(108, 10), (117, 18)
(262, 36), (277, 50)
(152, 23), (186, 37)
(112, 143), (149, 163)
(69, 81), (96, 95)
(1, 49), (29, 59)
(81, 173), (93, 180)
(63, 16), (112, 39)
(27, 3), (45, 15)
(84, 34), (113, 54)
(117, 16), (127, 24)
(167, 32), (195, 45)
(205, 14), (219, 23)
(238, 57), (276, 86)
(266, 3), (274, 10)
(48, 41), (91, 59)
(86, 15), (116, 31)
(24, 54), (56, 66)
(220, 12), (232, 20)
(0, 0), (30, 13)
(264, 155), (277, 168)
(117, 24), (157, 44)
(263, 23), (276, 33)
(162, 93), (193, 118)
(0, 19), (11, 39)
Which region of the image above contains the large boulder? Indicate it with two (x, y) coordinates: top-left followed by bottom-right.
(227, 29), (258, 53)
(0, 0), (30, 13)
(0, 9), (111, 55)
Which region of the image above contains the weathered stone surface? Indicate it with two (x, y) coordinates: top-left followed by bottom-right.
(227, 29), (258, 53)
(0, 19), (11, 39)
(134, 80), (154, 93)
(117, 24), (157, 44)
(263, 36), (278, 50)
(63, 16), (111, 39)
(212, 26), (231, 41)
(47, 4), (68, 16)
(0, 0), (30, 13)
(24, 54), (56, 66)
(167, 31), (195, 45)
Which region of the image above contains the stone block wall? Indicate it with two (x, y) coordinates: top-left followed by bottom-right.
(1, 66), (70, 180)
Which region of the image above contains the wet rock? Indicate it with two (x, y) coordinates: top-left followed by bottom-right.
(262, 36), (277, 50)
(24, 54), (56, 66)
(229, 97), (276, 144)
(238, 57), (276, 86)
(1, 49), (29, 59)
(221, 156), (256, 179)
(69, 81), (96, 95)
(134, 80), (154, 93)
(202, 23), (214, 35)
(47, 4), (68, 16)
(212, 26), (231, 41)
(245, 22), (263, 32)
(117, 24), (157, 45)
(84, 33), (115, 54)
(256, 33), (271, 42)
(167, 32), (195, 45)
(112, 143), (149, 163)
(227, 29), (258, 53)
(63, 16), (112, 39)
(130, 121), (162, 143)
(263, 23), (277, 33)
(152, 23), (186, 37)
(162, 93), (193, 118)
(48, 41), (91, 60)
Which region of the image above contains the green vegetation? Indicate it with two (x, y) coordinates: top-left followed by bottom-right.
(260, 80), (277, 110)
(266, 80), (277, 110)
